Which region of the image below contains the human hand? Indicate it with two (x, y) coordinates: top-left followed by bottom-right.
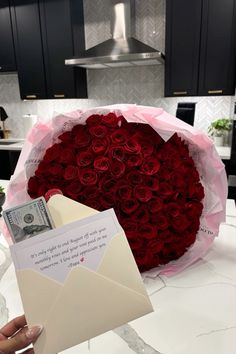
(0, 315), (42, 354)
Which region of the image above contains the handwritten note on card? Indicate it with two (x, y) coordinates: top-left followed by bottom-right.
(10, 209), (122, 283)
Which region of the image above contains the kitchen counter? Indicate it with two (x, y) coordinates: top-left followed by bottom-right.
(0, 139), (24, 151)
(215, 146), (231, 160)
(0, 179), (235, 354)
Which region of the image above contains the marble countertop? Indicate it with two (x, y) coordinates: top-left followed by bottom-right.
(0, 139), (24, 151)
(215, 146), (231, 160)
(0, 179), (235, 354)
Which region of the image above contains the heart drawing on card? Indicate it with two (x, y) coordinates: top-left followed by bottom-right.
(80, 257), (84, 262)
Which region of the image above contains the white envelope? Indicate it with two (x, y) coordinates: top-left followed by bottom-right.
(11, 195), (153, 354)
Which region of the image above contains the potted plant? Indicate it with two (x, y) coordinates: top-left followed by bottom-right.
(207, 118), (233, 146)
(0, 185), (5, 217)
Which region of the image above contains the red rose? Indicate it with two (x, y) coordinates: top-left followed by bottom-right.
(64, 181), (82, 199)
(49, 163), (64, 176)
(139, 140), (154, 157)
(59, 148), (75, 164)
(139, 224), (156, 239)
(43, 144), (62, 162)
(94, 157), (110, 171)
(79, 168), (98, 185)
(148, 198), (163, 213)
(185, 201), (203, 218)
(171, 214), (190, 232)
(75, 130), (91, 148)
(99, 175), (117, 194)
(76, 151), (94, 167)
(124, 138), (141, 154)
(147, 239), (164, 253)
(141, 157), (161, 175)
(92, 138), (108, 155)
(85, 199), (101, 210)
(127, 234), (144, 251)
(155, 213), (169, 230)
(109, 146), (125, 161)
(28, 176), (41, 197)
(165, 202), (181, 217)
(134, 185), (152, 202)
(120, 198), (139, 214)
(110, 128), (129, 144)
(133, 205), (150, 223)
(86, 114), (102, 126)
(58, 131), (73, 143)
(144, 175), (159, 191)
(110, 160), (125, 178)
(89, 125), (108, 138)
(159, 182), (174, 197)
(122, 219), (137, 232)
(101, 112), (121, 127)
(127, 171), (143, 185)
(64, 165), (78, 180)
(126, 154), (142, 167)
(117, 184), (132, 199)
(188, 182), (205, 200)
(35, 161), (50, 177)
(100, 193), (114, 209)
(83, 186), (100, 199)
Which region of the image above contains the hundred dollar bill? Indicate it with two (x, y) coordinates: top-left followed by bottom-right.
(3, 197), (55, 243)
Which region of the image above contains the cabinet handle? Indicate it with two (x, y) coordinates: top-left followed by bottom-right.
(54, 94), (65, 98)
(208, 90), (223, 94)
(25, 95), (37, 99)
(173, 91), (187, 95)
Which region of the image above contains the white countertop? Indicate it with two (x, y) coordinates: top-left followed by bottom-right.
(0, 178), (235, 354)
(215, 146), (231, 160)
(0, 139), (24, 151)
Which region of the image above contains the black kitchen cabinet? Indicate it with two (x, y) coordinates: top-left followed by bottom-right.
(0, 0), (16, 72)
(198, 0), (236, 95)
(0, 150), (20, 179)
(10, 0), (87, 99)
(165, 0), (236, 97)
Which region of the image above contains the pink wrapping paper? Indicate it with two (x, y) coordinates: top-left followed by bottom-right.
(1, 104), (227, 276)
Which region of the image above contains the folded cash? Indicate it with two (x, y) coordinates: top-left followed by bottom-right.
(3, 197), (55, 243)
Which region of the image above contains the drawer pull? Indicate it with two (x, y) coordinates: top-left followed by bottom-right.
(26, 95), (37, 99)
(173, 91), (187, 95)
(54, 94), (65, 98)
(208, 90), (223, 94)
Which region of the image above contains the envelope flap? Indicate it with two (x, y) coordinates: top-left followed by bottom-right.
(34, 265), (153, 354)
(47, 195), (98, 227)
(98, 232), (148, 297)
(16, 269), (61, 325)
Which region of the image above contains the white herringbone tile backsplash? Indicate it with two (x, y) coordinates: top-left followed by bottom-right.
(0, 0), (234, 138)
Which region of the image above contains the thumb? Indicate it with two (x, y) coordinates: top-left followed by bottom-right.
(0, 325), (43, 354)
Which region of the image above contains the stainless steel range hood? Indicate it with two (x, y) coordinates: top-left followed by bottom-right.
(65, 0), (165, 69)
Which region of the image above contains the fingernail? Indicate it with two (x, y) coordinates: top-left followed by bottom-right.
(26, 325), (43, 340)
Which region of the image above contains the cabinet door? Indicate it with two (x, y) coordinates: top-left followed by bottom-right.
(198, 0), (236, 96)
(40, 0), (87, 99)
(165, 0), (202, 97)
(0, 0), (16, 72)
(10, 0), (47, 99)
(40, 0), (74, 98)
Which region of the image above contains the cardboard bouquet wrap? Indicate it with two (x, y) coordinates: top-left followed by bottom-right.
(2, 104), (227, 276)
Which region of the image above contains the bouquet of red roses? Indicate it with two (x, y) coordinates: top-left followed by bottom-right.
(2, 105), (227, 276)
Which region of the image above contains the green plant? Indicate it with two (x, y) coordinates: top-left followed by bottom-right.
(208, 118), (233, 137)
(0, 185), (5, 194)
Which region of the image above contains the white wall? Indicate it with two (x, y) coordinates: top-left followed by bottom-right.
(0, 0), (234, 138)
